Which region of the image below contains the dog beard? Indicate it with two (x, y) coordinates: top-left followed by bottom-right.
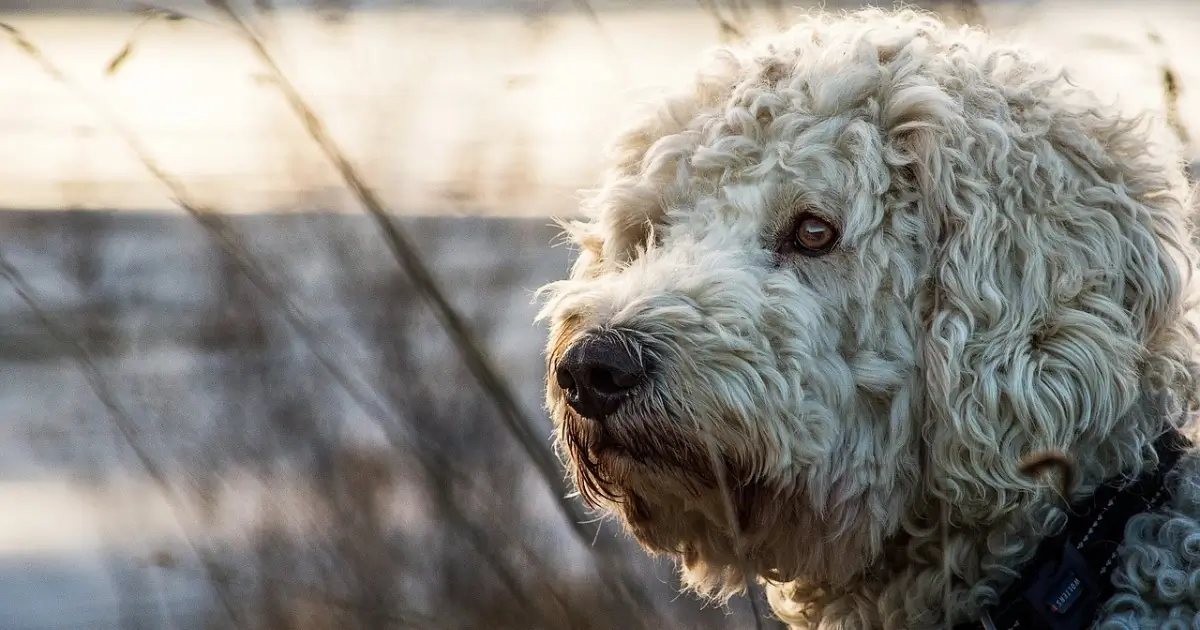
(556, 404), (718, 511)
(552, 402), (886, 591)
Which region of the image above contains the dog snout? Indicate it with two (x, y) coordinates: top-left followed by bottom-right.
(555, 331), (647, 421)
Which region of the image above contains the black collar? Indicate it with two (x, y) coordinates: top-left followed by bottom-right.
(955, 425), (1193, 630)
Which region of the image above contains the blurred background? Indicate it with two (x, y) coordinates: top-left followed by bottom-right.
(0, 0), (1196, 628)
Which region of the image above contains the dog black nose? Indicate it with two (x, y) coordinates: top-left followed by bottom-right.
(555, 332), (646, 421)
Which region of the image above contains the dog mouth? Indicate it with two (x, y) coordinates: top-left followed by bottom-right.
(562, 409), (691, 467)
(565, 415), (643, 472)
(557, 406), (732, 509)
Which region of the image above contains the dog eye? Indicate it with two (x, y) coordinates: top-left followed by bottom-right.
(781, 213), (839, 257)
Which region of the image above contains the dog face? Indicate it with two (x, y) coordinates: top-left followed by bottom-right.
(538, 10), (1198, 597)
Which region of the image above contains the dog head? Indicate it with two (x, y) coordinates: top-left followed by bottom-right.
(537, 9), (1199, 598)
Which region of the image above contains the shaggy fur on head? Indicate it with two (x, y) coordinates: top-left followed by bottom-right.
(537, 8), (1200, 629)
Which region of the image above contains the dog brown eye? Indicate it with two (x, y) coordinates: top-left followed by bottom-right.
(788, 214), (839, 256)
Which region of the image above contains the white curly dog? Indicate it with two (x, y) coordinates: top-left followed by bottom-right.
(538, 8), (1200, 629)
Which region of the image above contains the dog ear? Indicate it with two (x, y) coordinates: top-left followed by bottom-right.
(884, 67), (1197, 525)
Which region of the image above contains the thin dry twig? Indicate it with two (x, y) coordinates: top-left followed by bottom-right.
(566, 0), (631, 80)
(703, 438), (766, 630)
(944, 0), (985, 27)
(202, 0), (590, 541)
(1, 16), (429, 476)
(1, 15), (526, 584)
(696, 0), (747, 42)
(3, 8), (750, 627)
(104, 6), (187, 76)
(195, 5), (671, 624)
(1148, 29), (1191, 149)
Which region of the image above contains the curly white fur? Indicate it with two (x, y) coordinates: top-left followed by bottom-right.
(537, 8), (1200, 629)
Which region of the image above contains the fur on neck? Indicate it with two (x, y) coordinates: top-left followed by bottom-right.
(762, 389), (1191, 630)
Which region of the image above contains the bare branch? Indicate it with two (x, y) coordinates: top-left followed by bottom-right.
(203, 0), (595, 545)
